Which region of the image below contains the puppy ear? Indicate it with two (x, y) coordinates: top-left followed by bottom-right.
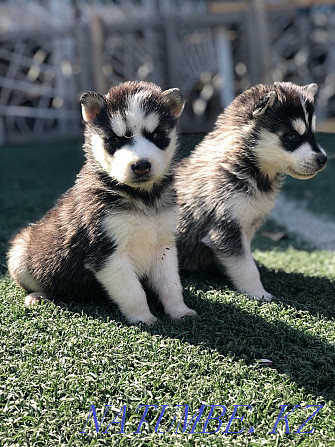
(253, 91), (277, 118)
(162, 88), (185, 118)
(302, 83), (318, 100)
(80, 91), (106, 122)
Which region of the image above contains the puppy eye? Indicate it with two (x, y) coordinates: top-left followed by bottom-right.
(145, 129), (169, 149)
(152, 130), (164, 141)
(108, 134), (122, 144)
(104, 134), (126, 154)
(284, 131), (300, 142)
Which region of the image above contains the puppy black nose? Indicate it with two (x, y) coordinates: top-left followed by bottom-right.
(131, 160), (151, 176)
(316, 154), (327, 167)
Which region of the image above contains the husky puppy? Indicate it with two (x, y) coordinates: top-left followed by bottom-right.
(8, 81), (196, 325)
(176, 82), (327, 301)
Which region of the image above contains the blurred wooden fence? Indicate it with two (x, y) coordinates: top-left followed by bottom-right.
(0, 0), (335, 144)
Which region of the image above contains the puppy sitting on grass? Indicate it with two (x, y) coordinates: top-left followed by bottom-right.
(8, 81), (196, 325)
(176, 82), (327, 301)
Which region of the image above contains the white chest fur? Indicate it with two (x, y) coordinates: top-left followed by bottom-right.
(228, 190), (276, 238)
(102, 206), (179, 276)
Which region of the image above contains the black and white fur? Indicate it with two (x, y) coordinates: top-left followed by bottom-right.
(7, 81), (196, 325)
(176, 82), (327, 300)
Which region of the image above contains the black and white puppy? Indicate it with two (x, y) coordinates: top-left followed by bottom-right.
(8, 81), (196, 325)
(176, 82), (327, 301)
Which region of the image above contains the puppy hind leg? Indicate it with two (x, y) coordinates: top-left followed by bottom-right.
(7, 229), (42, 293)
(24, 292), (47, 307)
(95, 254), (157, 325)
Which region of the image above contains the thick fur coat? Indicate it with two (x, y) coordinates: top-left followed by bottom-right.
(8, 81), (196, 325)
(176, 82), (327, 300)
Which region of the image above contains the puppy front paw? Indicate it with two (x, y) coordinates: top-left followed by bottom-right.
(167, 304), (197, 320)
(261, 291), (273, 302)
(127, 312), (158, 326)
(248, 289), (273, 302)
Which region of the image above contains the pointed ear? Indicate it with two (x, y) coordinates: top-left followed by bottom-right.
(253, 91), (277, 118)
(303, 83), (318, 100)
(162, 88), (185, 118)
(80, 91), (106, 122)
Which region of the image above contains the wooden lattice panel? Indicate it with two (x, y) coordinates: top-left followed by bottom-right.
(0, 31), (81, 144)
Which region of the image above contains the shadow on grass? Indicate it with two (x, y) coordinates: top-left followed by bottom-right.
(181, 264), (335, 321)
(259, 264), (335, 320)
(182, 296), (335, 403)
(33, 266), (335, 404)
(155, 272), (335, 403)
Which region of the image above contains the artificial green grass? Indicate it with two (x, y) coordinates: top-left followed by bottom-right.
(1, 136), (335, 446)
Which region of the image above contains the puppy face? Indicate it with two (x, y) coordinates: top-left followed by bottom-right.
(81, 82), (184, 188)
(251, 82), (327, 179)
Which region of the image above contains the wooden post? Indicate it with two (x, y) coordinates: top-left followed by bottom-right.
(49, 0), (68, 135)
(72, 0), (94, 93)
(164, 17), (179, 88)
(90, 13), (107, 94)
(249, 0), (272, 84)
(214, 26), (235, 108)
